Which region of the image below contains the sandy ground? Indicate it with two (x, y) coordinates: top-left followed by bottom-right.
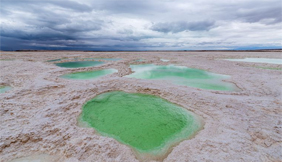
(0, 51), (281, 162)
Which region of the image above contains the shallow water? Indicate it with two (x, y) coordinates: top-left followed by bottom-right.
(79, 91), (202, 158)
(0, 86), (11, 93)
(160, 59), (169, 62)
(61, 69), (118, 80)
(126, 64), (237, 91)
(224, 58), (282, 64)
(55, 61), (105, 68)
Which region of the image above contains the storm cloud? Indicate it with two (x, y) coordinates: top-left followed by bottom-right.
(0, 0), (281, 50)
(151, 21), (216, 33)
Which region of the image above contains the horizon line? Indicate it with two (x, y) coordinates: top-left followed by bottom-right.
(1, 49), (282, 52)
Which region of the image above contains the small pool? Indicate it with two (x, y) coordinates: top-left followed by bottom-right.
(224, 58), (282, 64)
(61, 69), (118, 80)
(55, 61), (105, 68)
(125, 64), (237, 91)
(79, 91), (202, 159)
(160, 59), (169, 62)
(0, 86), (11, 93)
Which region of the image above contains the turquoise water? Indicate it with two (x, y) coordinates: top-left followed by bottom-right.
(0, 86), (11, 93)
(126, 64), (237, 91)
(224, 58), (282, 64)
(160, 59), (169, 62)
(55, 61), (105, 68)
(61, 69), (118, 80)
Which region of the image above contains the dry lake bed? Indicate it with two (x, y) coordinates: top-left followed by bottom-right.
(0, 51), (281, 162)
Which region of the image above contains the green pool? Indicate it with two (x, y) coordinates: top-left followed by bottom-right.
(61, 69), (118, 80)
(125, 64), (237, 91)
(79, 91), (202, 158)
(55, 61), (105, 68)
(0, 86), (11, 93)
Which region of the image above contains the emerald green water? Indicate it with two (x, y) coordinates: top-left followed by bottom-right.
(55, 61), (105, 68)
(80, 91), (202, 158)
(0, 86), (11, 93)
(61, 69), (118, 80)
(126, 64), (237, 91)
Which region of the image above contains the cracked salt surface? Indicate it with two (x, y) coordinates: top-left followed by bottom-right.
(1, 51), (281, 162)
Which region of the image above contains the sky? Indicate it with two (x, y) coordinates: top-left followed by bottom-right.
(0, 0), (281, 51)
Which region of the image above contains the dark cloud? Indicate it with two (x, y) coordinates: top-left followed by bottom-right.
(237, 6), (282, 24)
(151, 21), (216, 33)
(1, 28), (76, 41)
(0, 0), (281, 50)
(1, 0), (92, 13)
(0, 1), (103, 44)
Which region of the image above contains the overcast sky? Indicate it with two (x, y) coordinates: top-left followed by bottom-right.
(1, 0), (281, 50)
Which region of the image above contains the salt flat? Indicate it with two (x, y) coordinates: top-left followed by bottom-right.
(0, 51), (281, 162)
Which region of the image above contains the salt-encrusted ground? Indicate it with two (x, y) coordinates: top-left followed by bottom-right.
(0, 51), (281, 162)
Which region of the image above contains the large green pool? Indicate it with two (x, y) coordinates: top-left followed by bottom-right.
(125, 64), (237, 91)
(55, 61), (105, 68)
(61, 69), (118, 80)
(79, 91), (202, 159)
